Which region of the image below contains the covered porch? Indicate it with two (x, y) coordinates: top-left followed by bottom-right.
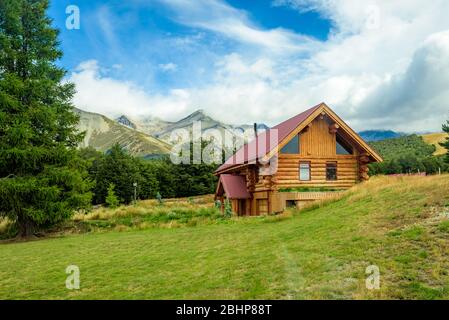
(215, 174), (251, 216)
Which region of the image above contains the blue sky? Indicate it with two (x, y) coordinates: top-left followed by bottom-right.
(48, 0), (449, 132)
(49, 0), (331, 91)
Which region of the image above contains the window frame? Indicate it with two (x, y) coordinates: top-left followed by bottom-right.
(299, 161), (311, 181)
(326, 161), (338, 181)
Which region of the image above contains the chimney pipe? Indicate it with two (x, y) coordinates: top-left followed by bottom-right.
(254, 123), (259, 165)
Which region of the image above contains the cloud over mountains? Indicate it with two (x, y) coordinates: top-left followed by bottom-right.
(68, 0), (449, 132)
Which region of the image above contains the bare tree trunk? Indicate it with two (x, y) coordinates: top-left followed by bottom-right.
(18, 216), (35, 238)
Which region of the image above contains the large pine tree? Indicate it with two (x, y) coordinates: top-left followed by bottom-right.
(0, 0), (91, 237)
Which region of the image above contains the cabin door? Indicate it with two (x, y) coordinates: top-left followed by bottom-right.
(256, 199), (268, 215)
(238, 200), (246, 216)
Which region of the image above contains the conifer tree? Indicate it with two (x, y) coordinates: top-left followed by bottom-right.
(105, 183), (119, 208)
(440, 119), (449, 163)
(0, 0), (92, 236)
(93, 144), (142, 205)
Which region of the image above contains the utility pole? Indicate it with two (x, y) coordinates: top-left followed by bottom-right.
(133, 182), (137, 205)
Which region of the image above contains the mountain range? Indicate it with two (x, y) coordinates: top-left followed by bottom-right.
(75, 108), (269, 157)
(75, 107), (415, 157)
(115, 109), (269, 142)
(358, 130), (404, 142)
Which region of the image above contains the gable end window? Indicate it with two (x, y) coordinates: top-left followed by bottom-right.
(336, 134), (353, 155)
(326, 162), (337, 181)
(281, 134), (300, 154)
(299, 162), (311, 181)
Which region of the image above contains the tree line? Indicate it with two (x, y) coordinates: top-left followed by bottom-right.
(79, 144), (219, 206)
(368, 154), (448, 175)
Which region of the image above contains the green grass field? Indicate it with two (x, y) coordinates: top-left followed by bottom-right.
(1, 175), (449, 299)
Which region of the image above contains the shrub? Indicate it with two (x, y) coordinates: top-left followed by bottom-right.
(156, 192), (163, 205)
(438, 220), (449, 233)
(224, 199), (233, 218)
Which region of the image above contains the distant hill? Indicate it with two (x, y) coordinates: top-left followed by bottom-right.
(368, 134), (436, 161)
(74, 108), (171, 157)
(116, 109), (269, 143)
(359, 130), (404, 142)
(421, 132), (448, 156)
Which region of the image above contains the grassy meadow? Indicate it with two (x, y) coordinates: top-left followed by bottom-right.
(0, 175), (449, 299)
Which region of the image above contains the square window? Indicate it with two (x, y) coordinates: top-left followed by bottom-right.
(286, 200), (297, 208)
(299, 162), (310, 181)
(326, 162), (337, 181)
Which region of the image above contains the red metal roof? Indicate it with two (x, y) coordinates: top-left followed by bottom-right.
(216, 174), (251, 199)
(216, 103), (322, 173)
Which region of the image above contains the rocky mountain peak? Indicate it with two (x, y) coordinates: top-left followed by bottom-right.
(181, 109), (209, 122)
(116, 115), (137, 130)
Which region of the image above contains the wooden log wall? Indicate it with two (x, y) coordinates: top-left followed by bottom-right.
(300, 117), (335, 157)
(274, 156), (359, 189)
(272, 116), (360, 189)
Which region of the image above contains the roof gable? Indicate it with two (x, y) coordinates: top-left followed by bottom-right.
(215, 103), (382, 174)
(216, 103), (321, 173)
(215, 174), (251, 199)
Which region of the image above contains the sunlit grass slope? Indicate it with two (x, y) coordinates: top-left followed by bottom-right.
(422, 133), (448, 156)
(0, 175), (448, 299)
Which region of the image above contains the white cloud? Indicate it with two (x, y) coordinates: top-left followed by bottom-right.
(70, 60), (149, 117)
(158, 62), (178, 72)
(69, 60), (190, 119)
(96, 5), (118, 50)
(157, 0), (320, 53)
(352, 30), (449, 131)
(70, 0), (449, 132)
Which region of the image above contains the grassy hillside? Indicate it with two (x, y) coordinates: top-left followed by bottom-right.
(369, 134), (436, 160)
(1, 175), (448, 299)
(422, 133), (448, 156)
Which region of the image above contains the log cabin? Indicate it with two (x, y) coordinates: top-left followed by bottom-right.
(214, 103), (383, 215)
